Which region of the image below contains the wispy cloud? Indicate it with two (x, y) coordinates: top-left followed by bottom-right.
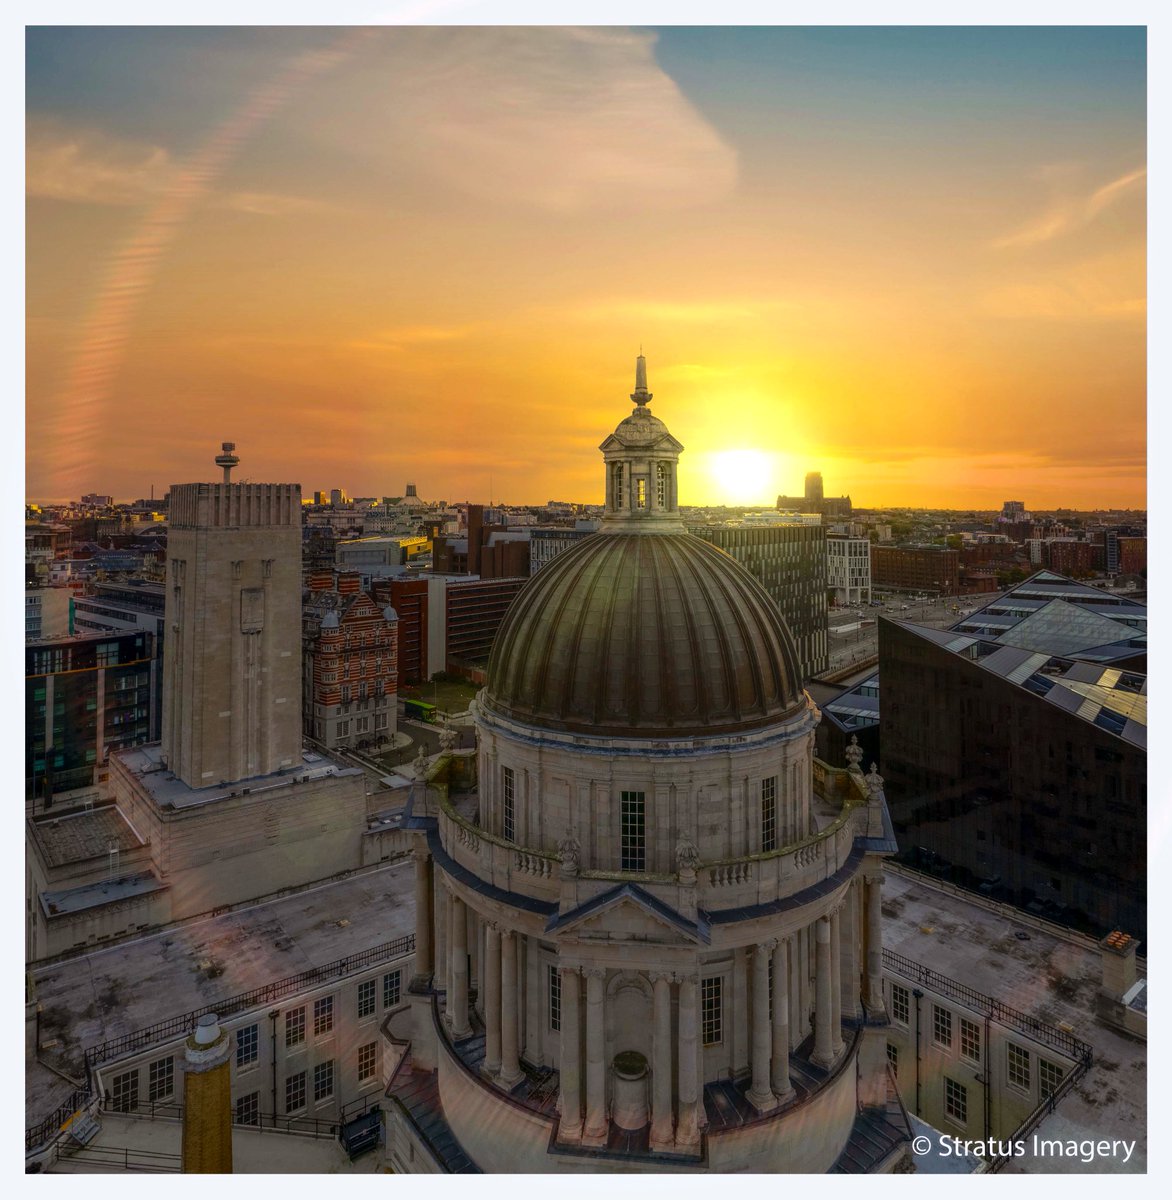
(311, 27), (737, 214)
(26, 121), (175, 205)
(980, 247), (1145, 321)
(993, 164), (1145, 249)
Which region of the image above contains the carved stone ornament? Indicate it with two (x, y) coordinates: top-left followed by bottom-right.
(865, 763), (884, 798)
(845, 733), (864, 771)
(675, 837), (701, 878)
(438, 724), (458, 752)
(558, 835), (581, 877)
(413, 744), (428, 778)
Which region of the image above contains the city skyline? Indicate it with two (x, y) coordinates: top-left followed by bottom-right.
(27, 26), (1146, 508)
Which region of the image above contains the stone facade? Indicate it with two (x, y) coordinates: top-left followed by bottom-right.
(163, 479), (302, 787)
(386, 360), (904, 1173)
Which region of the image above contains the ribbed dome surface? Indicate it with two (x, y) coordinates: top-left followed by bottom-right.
(484, 533), (804, 737)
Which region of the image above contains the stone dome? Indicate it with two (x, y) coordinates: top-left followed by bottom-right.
(483, 531), (804, 737)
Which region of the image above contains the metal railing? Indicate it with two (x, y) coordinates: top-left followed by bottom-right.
(83, 933), (413, 1072)
(26, 1088), (93, 1153)
(986, 1054), (1094, 1172)
(52, 1142), (181, 1173)
(883, 948), (1094, 1066)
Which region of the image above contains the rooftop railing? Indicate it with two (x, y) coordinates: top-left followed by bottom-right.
(883, 948), (1094, 1065)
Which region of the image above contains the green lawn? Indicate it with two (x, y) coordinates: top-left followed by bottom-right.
(400, 678), (481, 716)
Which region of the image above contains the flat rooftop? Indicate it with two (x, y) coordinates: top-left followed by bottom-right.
(883, 869), (1146, 1173)
(115, 743), (363, 810)
(29, 860), (415, 1127)
(31, 805), (143, 868)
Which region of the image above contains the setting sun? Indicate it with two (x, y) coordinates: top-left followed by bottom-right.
(704, 449), (775, 506)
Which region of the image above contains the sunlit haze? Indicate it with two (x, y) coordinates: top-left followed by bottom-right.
(26, 26), (1146, 508)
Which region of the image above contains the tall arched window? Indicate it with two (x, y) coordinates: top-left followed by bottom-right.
(613, 463), (624, 508)
(657, 462), (670, 509)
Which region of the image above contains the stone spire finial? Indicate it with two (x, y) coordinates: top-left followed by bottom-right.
(845, 733), (864, 772)
(631, 352), (652, 407)
(865, 762), (884, 798)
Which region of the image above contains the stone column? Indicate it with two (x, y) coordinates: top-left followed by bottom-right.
(412, 849), (433, 985)
(583, 968), (608, 1143)
(558, 965), (582, 1141)
(866, 873), (886, 1013)
(771, 938), (794, 1100)
(676, 974), (701, 1150)
(746, 942), (776, 1111)
(499, 930), (523, 1087)
(842, 882), (862, 1020)
(434, 878), (448, 994)
(484, 923), (501, 1076)
(811, 917), (835, 1068)
(649, 971), (674, 1150)
(448, 893), (471, 1038)
(830, 907), (844, 1057)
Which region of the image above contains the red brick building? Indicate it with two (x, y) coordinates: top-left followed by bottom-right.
(1045, 539), (1094, 578)
(870, 545), (960, 595)
(303, 570), (398, 751)
(373, 577), (428, 685)
(1118, 536), (1147, 576)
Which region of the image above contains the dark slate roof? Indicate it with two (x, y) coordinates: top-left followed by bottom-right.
(483, 532), (804, 737)
(387, 1068), (481, 1173)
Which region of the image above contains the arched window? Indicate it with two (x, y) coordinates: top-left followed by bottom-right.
(657, 462), (670, 509)
(613, 463), (624, 508)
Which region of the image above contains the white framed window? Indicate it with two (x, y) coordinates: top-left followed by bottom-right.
(314, 995), (334, 1036)
(502, 766), (515, 843)
(1007, 1043), (1031, 1092)
(1039, 1057), (1064, 1100)
(314, 1059), (334, 1102)
(383, 969), (402, 1009)
(549, 964), (561, 1032)
(285, 1071), (306, 1114)
(761, 776), (778, 852)
(358, 1042), (378, 1082)
(111, 1069), (138, 1113)
(890, 983), (910, 1026)
(944, 1076), (968, 1125)
(932, 1004), (953, 1049)
(620, 791), (646, 872)
(960, 1017), (981, 1063)
(285, 1006), (306, 1047)
(148, 1056), (173, 1103)
(236, 1023), (259, 1068)
(235, 1091), (260, 1126)
(701, 976), (723, 1046)
(887, 1042), (899, 1076)
(357, 979), (376, 1019)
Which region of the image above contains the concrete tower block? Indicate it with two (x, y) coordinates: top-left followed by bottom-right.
(181, 1014), (233, 1174)
(162, 458), (302, 789)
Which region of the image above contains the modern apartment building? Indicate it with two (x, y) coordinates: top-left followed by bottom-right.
(690, 522), (829, 681)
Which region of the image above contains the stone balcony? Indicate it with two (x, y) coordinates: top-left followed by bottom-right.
(431, 758), (885, 920)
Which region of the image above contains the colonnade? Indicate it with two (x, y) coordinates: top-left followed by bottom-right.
(411, 848), (888, 1142)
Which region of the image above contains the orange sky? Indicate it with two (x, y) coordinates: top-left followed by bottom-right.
(25, 27), (1146, 508)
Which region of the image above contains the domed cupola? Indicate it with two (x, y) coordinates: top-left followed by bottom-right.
(483, 356), (804, 737)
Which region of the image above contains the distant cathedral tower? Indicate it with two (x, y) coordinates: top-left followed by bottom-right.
(162, 444), (302, 787)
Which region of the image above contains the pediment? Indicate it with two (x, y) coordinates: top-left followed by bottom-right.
(545, 883), (709, 944)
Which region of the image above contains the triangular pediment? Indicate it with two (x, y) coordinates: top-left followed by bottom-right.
(545, 883), (709, 943)
(599, 430), (683, 454)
